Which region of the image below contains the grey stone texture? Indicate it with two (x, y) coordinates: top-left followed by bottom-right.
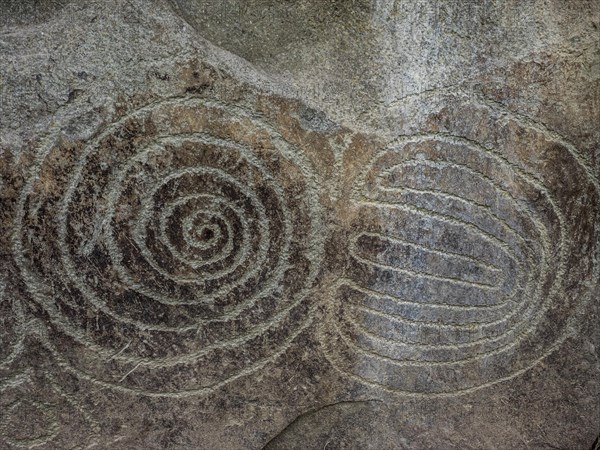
(0, 0), (598, 448)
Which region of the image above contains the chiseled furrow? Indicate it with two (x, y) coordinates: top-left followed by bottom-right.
(158, 195), (242, 269)
(321, 125), (576, 395)
(130, 163), (272, 293)
(338, 280), (531, 342)
(337, 289), (546, 363)
(353, 232), (505, 287)
(12, 95), (325, 396)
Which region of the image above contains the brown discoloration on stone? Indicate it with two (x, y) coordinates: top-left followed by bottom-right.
(11, 81), (328, 397)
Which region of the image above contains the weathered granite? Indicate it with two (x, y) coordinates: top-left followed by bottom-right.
(0, 0), (598, 448)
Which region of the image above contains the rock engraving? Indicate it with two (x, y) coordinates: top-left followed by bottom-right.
(319, 95), (599, 396)
(12, 94), (325, 397)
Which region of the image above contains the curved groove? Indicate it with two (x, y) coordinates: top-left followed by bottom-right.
(355, 231), (504, 274)
(12, 94), (326, 396)
(321, 125), (577, 394)
(349, 235), (501, 290)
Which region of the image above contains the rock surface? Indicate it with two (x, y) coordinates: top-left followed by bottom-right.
(0, 0), (598, 448)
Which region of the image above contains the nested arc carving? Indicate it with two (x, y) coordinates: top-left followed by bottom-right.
(319, 99), (599, 396)
(8, 87), (599, 399)
(13, 95), (325, 397)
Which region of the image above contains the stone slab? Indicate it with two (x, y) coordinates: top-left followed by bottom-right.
(0, 0), (598, 448)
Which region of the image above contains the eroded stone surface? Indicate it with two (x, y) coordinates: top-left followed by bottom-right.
(0, 0), (598, 448)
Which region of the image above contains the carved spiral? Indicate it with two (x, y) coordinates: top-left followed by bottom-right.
(13, 95), (324, 396)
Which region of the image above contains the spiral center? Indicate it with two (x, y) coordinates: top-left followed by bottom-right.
(197, 225), (215, 242)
